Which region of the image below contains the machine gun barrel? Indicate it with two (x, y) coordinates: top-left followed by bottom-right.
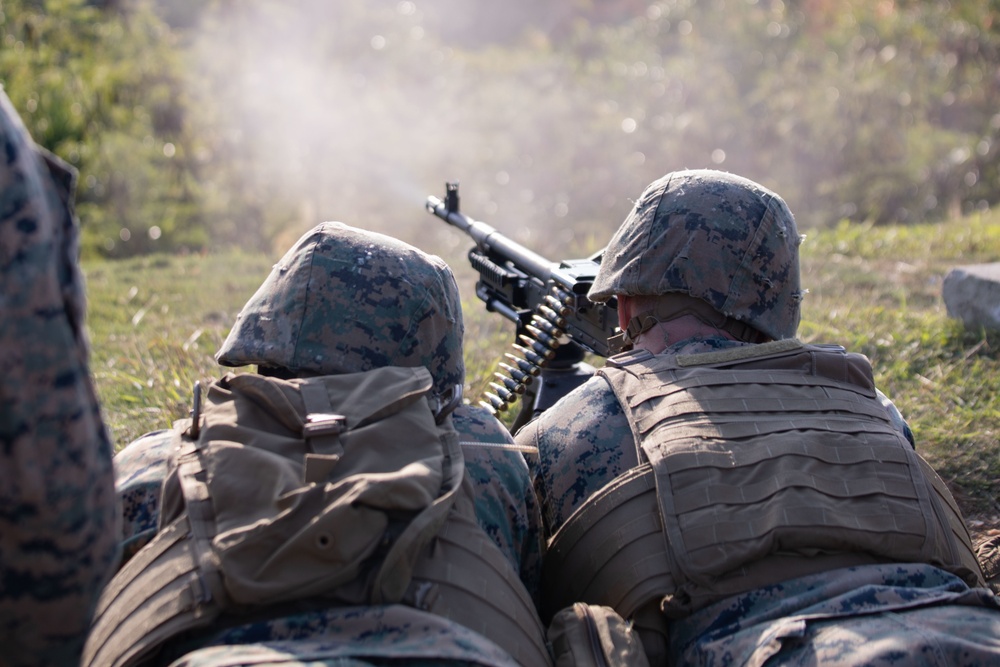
(425, 185), (552, 281)
(426, 181), (617, 423)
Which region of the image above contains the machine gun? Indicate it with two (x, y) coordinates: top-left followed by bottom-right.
(426, 182), (618, 432)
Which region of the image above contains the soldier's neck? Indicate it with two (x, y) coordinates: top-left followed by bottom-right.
(634, 315), (739, 355)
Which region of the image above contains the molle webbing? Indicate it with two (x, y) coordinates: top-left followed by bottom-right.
(84, 487), (549, 667)
(545, 341), (982, 621)
(915, 455), (986, 586)
(541, 464), (883, 622)
(410, 506), (552, 667)
(82, 515), (219, 667)
(541, 464), (667, 622)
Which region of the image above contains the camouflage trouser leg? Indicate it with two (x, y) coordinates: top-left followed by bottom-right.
(753, 605), (1000, 666)
(171, 651), (486, 667)
(165, 638), (511, 667)
(673, 564), (1000, 667)
(0, 90), (119, 665)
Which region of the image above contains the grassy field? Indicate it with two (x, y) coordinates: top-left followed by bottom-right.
(83, 213), (1000, 540)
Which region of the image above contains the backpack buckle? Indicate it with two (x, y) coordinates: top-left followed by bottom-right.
(302, 413), (347, 438)
(434, 384), (463, 425)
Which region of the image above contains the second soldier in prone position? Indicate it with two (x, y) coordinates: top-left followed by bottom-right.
(88, 222), (551, 667)
(517, 169), (1000, 665)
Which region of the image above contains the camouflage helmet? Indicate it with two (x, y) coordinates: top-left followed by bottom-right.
(589, 169), (803, 341)
(216, 221), (464, 397)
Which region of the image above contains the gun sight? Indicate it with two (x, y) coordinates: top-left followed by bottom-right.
(445, 182), (460, 214)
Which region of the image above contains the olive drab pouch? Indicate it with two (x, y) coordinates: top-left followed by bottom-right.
(547, 603), (650, 667)
(83, 366), (465, 667)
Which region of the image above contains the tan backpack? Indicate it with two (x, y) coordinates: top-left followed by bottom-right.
(84, 365), (469, 667)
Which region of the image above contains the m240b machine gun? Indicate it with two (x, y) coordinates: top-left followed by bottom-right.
(426, 182), (618, 432)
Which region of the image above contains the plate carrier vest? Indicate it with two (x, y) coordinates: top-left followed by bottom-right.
(542, 340), (984, 630)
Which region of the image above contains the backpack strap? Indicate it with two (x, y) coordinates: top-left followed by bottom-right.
(371, 394), (465, 604)
(174, 434), (231, 606)
(84, 419), (234, 667)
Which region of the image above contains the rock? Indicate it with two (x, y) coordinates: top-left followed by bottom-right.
(942, 263), (1000, 330)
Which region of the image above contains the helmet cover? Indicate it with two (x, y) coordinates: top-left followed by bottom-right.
(589, 169), (802, 340)
(217, 221), (464, 396)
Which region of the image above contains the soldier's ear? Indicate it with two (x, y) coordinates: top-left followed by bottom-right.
(617, 295), (632, 332)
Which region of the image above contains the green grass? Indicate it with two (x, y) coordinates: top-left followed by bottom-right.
(797, 214), (1000, 518)
(83, 212), (1000, 525)
(84, 251), (274, 445)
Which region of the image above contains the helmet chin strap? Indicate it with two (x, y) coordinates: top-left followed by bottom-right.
(608, 293), (770, 354)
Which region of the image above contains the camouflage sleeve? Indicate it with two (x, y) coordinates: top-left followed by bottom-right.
(0, 90), (119, 665)
(452, 405), (544, 605)
(113, 429), (176, 563)
(514, 376), (634, 538)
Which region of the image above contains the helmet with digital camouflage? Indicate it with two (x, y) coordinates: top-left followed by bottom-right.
(216, 221), (464, 397)
(589, 169), (803, 342)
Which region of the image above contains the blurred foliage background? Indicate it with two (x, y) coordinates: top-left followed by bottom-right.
(4, 0), (1000, 263)
(9, 0), (999, 523)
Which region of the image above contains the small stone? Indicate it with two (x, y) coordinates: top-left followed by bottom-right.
(942, 263), (1000, 330)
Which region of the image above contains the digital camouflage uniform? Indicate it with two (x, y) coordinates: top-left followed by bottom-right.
(110, 222), (545, 666)
(0, 89), (119, 664)
(515, 169), (1000, 665)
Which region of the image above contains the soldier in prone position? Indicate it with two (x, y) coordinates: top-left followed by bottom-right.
(100, 222), (550, 667)
(0, 89), (120, 666)
(515, 168), (1000, 665)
